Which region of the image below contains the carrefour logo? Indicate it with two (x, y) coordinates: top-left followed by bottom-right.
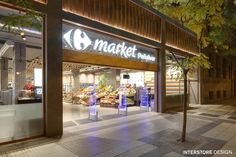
(63, 29), (91, 50)
(63, 28), (156, 62)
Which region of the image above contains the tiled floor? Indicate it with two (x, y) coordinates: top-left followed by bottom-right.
(1, 103), (236, 157)
(63, 103), (142, 122)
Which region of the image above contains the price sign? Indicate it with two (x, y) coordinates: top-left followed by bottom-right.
(140, 87), (149, 111)
(119, 94), (126, 108)
(118, 94), (127, 115)
(89, 87), (98, 120)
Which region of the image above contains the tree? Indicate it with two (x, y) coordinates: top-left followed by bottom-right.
(169, 53), (211, 142)
(143, 0), (236, 55)
(0, 0), (42, 35)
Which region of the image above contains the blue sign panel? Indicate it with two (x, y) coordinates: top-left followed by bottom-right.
(119, 94), (127, 109)
(140, 87), (149, 108)
(89, 87), (97, 116)
(118, 94), (127, 115)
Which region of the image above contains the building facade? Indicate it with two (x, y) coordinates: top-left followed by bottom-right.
(0, 0), (198, 144)
(200, 51), (236, 104)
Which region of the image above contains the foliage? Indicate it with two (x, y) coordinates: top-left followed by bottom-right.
(143, 0), (236, 55)
(209, 0), (236, 55)
(0, 0), (42, 34)
(169, 53), (211, 79)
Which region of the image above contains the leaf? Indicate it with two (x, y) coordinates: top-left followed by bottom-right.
(0, 0), (42, 34)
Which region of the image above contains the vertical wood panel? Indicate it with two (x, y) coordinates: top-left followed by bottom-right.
(62, 0), (198, 54)
(166, 22), (198, 54)
(62, 0), (161, 42)
(34, 0), (46, 4)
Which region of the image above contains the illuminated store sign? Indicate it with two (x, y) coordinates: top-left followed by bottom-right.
(63, 25), (157, 63)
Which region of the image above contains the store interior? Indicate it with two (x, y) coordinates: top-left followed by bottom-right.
(62, 62), (155, 122)
(0, 34), (43, 142)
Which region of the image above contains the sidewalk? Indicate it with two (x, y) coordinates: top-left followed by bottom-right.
(0, 108), (236, 157)
(187, 97), (236, 121)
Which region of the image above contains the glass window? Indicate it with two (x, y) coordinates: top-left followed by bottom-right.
(0, 6), (43, 143)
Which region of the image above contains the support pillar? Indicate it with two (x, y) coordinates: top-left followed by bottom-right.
(0, 57), (8, 90)
(157, 19), (166, 113)
(44, 0), (63, 137)
(115, 69), (121, 89)
(13, 43), (26, 104)
(72, 70), (80, 91)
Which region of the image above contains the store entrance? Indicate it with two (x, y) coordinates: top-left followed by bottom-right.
(62, 62), (155, 125)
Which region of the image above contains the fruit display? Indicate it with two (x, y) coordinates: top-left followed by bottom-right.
(63, 83), (136, 107)
(100, 90), (119, 108)
(117, 84), (136, 96)
(100, 84), (136, 108)
(64, 85), (112, 106)
(63, 92), (73, 103)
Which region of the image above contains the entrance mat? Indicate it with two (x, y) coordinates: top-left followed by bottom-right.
(227, 116), (236, 120)
(199, 113), (220, 117)
(63, 121), (77, 128)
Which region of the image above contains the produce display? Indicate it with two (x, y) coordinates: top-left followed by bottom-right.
(63, 85), (112, 106)
(63, 83), (136, 107)
(63, 92), (73, 103)
(119, 84), (136, 96)
(100, 84), (136, 108)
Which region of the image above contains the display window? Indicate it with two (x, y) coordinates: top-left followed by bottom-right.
(62, 62), (156, 123)
(0, 6), (44, 143)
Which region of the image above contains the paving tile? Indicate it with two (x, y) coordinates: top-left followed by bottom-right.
(6, 143), (77, 157)
(227, 116), (236, 120)
(203, 123), (236, 141)
(118, 144), (156, 157)
(218, 135), (236, 151)
(59, 136), (138, 157)
(63, 121), (77, 128)
(163, 152), (186, 157)
(199, 113), (220, 117)
(2, 109), (236, 157)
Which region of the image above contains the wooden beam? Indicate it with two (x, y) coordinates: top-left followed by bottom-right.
(63, 49), (158, 72)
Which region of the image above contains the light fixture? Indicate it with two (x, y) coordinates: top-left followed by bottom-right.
(116, 76), (121, 81)
(20, 32), (26, 40)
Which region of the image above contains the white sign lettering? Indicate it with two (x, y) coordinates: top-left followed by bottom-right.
(63, 28), (156, 63)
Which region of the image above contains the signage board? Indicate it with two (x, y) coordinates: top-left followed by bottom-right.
(140, 87), (149, 111)
(118, 94), (127, 115)
(63, 24), (157, 64)
(88, 87), (98, 120)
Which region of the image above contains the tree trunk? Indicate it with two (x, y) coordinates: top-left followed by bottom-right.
(181, 70), (188, 142)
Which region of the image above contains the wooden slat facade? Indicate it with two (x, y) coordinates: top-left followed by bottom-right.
(165, 22), (198, 54)
(62, 0), (161, 42)
(34, 0), (46, 4)
(2, 0), (198, 55)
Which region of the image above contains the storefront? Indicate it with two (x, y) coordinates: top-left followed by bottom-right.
(61, 23), (158, 122)
(0, 0), (198, 144)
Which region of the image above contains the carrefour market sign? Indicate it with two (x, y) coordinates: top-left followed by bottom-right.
(63, 25), (157, 63)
